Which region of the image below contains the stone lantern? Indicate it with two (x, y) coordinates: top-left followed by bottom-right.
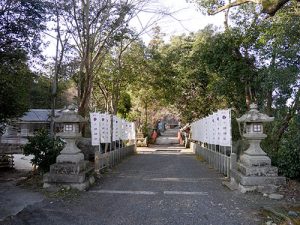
(43, 106), (94, 191)
(54, 107), (85, 164)
(237, 103), (274, 166)
(230, 103), (285, 193)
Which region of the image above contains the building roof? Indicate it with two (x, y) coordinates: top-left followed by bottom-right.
(19, 109), (63, 123)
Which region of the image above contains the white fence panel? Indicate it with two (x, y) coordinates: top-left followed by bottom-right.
(191, 109), (232, 147)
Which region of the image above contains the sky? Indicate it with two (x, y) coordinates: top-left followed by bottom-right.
(130, 0), (225, 44)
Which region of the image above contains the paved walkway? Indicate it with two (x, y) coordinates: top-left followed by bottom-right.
(1, 146), (280, 225)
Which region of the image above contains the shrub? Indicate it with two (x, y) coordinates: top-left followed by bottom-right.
(276, 118), (300, 178)
(260, 115), (300, 179)
(23, 129), (64, 173)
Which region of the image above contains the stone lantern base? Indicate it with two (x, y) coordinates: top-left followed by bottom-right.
(43, 142), (95, 191)
(230, 153), (286, 193)
(43, 160), (95, 191)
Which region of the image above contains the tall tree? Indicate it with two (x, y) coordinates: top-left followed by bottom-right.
(0, 51), (33, 123)
(0, 0), (48, 126)
(146, 27), (230, 122)
(92, 39), (149, 114)
(0, 0), (48, 54)
(57, 0), (158, 117)
(48, 0), (71, 135)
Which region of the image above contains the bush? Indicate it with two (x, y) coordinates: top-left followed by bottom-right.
(23, 129), (64, 173)
(276, 118), (300, 179)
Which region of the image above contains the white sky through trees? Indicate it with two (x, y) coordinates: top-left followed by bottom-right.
(130, 0), (224, 43)
(43, 0), (224, 58)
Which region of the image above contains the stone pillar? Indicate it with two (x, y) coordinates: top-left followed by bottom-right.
(230, 104), (285, 194)
(43, 107), (94, 191)
(230, 153), (237, 170)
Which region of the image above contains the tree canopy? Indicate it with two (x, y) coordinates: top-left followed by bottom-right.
(0, 0), (48, 123)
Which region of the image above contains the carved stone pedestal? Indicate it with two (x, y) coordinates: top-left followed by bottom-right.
(43, 161), (94, 191)
(231, 155), (286, 193)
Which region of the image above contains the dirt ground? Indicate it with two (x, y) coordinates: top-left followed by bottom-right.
(278, 179), (300, 204)
(0, 168), (30, 183)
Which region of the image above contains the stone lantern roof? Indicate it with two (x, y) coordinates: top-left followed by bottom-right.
(236, 103), (274, 123)
(54, 106), (86, 123)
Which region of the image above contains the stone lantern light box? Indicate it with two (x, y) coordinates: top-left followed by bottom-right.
(54, 107), (86, 164)
(237, 103), (274, 159)
(246, 122), (262, 133)
(56, 109), (83, 134)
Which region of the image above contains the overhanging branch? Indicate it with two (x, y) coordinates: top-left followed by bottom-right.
(208, 0), (292, 16)
(208, 0), (259, 15)
(261, 0), (290, 16)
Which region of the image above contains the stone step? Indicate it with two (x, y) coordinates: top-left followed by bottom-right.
(160, 129), (178, 136)
(231, 169), (286, 186)
(155, 137), (178, 145)
(237, 163), (278, 177)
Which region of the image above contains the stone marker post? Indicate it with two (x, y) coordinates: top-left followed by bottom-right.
(230, 103), (285, 193)
(43, 106), (94, 191)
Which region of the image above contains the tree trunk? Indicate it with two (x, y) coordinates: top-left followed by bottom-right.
(78, 0), (91, 118)
(145, 101), (148, 125)
(50, 3), (61, 136)
(266, 90), (273, 116)
(78, 82), (92, 117)
(245, 85), (251, 109)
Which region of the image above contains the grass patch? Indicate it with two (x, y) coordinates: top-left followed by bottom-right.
(260, 206), (300, 225)
(16, 172), (43, 190)
(16, 172), (82, 201)
(45, 187), (81, 200)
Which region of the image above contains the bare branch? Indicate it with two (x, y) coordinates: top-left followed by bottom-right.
(208, 0), (260, 15)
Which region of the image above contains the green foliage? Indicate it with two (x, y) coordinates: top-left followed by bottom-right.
(126, 109), (141, 123)
(0, 50), (32, 123)
(141, 122), (151, 138)
(273, 117), (300, 178)
(0, 0), (48, 123)
(117, 92), (132, 118)
(29, 76), (52, 108)
(92, 39), (147, 114)
(23, 129), (64, 173)
(147, 27), (248, 122)
(0, 0), (48, 55)
(29, 76), (73, 109)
